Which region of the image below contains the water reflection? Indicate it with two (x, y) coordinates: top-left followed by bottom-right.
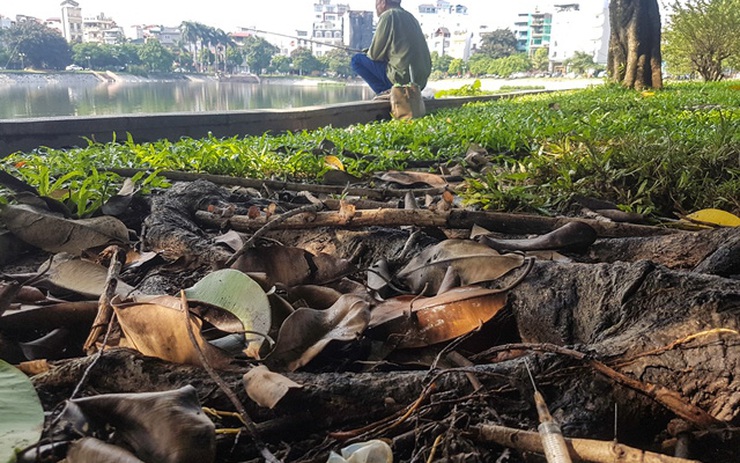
(0, 81), (374, 119)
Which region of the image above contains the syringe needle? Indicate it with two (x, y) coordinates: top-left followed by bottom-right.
(525, 360), (573, 463)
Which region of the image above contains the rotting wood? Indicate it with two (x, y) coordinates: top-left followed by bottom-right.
(108, 168), (445, 200)
(473, 424), (700, 463)
(196, 208), (677, 238)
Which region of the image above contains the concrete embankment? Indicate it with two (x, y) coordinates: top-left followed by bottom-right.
(0, 71), (597, 156)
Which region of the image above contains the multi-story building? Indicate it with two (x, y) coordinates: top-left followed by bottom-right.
(311, 0), (349, 56)
(60, 0), (83, 43)
(83, 13), (123, 44)
(549, 2), (610, 71)
(343, 10), (373, 53)
(128, 25), (182, 49)
(416, 1), (472, 59)
(44, 17), (65, 36)
(513, 10), (552, 56)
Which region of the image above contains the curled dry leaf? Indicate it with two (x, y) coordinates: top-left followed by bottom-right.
(112, 295), (231, 368)
(46, 254), (137, 299)
(397, 239), (525, 295)
(67, 437), (145, 463)
(243, 365), (303, 409)
(0, 204), (129, 255)
(376, 170), (449, 188)
(60, 386), (215, 463)
(266, 294), (371, 372)
(477, 221), (598, 253)
(368, 286), (508, 349)
(232, 246), (354, 287)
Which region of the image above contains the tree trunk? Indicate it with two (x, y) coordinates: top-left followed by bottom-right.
(608, 0), (664, 89)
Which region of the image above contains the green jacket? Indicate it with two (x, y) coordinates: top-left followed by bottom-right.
(368, 7), (431, 89)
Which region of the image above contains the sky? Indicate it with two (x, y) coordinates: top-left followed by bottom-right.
(2, 0), (560, 36)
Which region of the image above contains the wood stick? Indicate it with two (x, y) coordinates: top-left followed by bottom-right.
(196, 208), (676, 238)
(82, 246), (124, 354)
(108, 168), (444, 200)
(474, 424), (701, 463)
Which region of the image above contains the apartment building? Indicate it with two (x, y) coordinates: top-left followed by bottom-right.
(60, 0), (83, 43)
(548, 1), (610, 70)
(514, 10), (552, 56)
(311, 0), (349, 56)
(416, 1), (472, 60)
(83, 13), (124, 44)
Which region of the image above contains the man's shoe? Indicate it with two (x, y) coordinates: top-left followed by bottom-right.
(373, 90), (391, 101)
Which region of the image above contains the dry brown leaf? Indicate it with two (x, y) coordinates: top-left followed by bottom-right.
(62, 386), (215, 463)
(368, 286), (508, 349)
(46, 254), (137, 299)
(396, 239), (524, 295)
(0, 204), (129, 254)
(376, 170), (448, 188)
(112, 295), (231, 368)
(266, 294), (371, 371)
(67, 437), (145, 463)
(286, 285), (343, 310)
(232, 246), (353, 287)
(243, 365), (303, 409)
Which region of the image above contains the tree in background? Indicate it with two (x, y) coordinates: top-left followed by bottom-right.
(608, 0), (662, 89)
(488, 54), (531, 78)
(320, 48), (352, 77)
(138, 39), (174, 72)
(269, 55), (292, 74)
(115, 43), (142, 71)
(5, 21), (71, 70)
(662, 0), (740, 81)
(72, 42), (115, 69)
(225, 47), (245, 73)
(242, 35), (279, 75)
(477, 29), (518, 59)
(564, 51), (597, 76)
(0, 29), (10, 66)
(290, 47), (321, 75)
(447, 58), (465, 76)
(431, 51), (453, 74)
(530, 47), (550, 72)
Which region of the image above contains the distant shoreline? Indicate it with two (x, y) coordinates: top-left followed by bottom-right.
(0, 70), (603, 92)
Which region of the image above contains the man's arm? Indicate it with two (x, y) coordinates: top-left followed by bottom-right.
(367, 14), (392, 62)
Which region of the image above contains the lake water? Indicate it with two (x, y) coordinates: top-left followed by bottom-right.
(0, 80), (375, 119)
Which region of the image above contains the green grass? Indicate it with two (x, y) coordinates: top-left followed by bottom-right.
(2, 81), (738, 218)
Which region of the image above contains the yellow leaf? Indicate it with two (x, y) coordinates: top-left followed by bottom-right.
(685, 209), (740, 227)
(323, 155), (345, 171)
(641, 91), (655, 97)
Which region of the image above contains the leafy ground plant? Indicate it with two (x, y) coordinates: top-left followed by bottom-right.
(1, 81), (738, 218)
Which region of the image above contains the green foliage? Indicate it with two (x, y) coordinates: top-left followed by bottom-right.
(3, 83), (739, 218)
(663, 0), (740, 81)
(320, 49), (352, 77)
(434, 79), (488, 98)
(270, 55), (292, 74)
(4, 21), (71, 70)
(564, 51), (598, 76)
(477, 29), (518, 59)
(139, 39), (175, 72)
(468, 54), (531, 78)
(530, 47), (550, 72)
(242, 35), (279, 75)
(290, 47), (322, 75)
(447, 58), (466, 76)
(431, 52), (453, 74)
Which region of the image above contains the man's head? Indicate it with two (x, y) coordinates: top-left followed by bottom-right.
(376, 0), (401, 16)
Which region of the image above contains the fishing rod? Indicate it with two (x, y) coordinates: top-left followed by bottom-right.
(240, 27), (364, 53)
